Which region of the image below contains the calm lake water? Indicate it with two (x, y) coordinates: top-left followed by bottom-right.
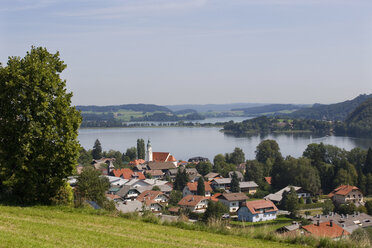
(78, 127), (372, 161)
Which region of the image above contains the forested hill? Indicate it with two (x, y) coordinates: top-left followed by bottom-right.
(344, 98), (372, 137)
(232, 104), (306, 115)
(76, 104), (172, 113)
(288, 94), (372, 121)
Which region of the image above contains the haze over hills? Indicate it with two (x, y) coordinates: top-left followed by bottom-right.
(165, 103), (266, 112)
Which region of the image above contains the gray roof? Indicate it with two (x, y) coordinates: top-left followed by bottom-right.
(147, 161), (177, 170)
(217, 192), (248, 201)
(136, 184), (172, 193)
(205, 172), (220, 179)
(213, 178), (231, 184)
(116, 201), (142, 213)
(116, 185), (140, 198)
(239, 181), (258, 188)
(265, 186), (302, 202)
(228, 171), (244, 179)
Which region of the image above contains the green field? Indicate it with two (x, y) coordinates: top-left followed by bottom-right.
(0, 205), (302, 248)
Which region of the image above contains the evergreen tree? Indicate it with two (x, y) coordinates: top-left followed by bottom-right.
(281, 187), (299, 218)
(230, 171), (240, 193)
(197, 176), (205, 196)
(364, 147), (372, 174)
(174, 168), (188, 191)
(0, 47), (82, 204)
(169, 190), (183, 206)
(92, 139), (102, 159)
(203, 200), (228, 222)
(137, 139), (145, 160)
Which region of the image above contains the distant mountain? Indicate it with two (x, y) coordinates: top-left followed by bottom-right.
(173, 109), (198, 115)
(76, 104), (172, 113)
(288, 94), (372, 121)
(232, 104), (307, 115)
(165, 103), (266, 112)
(344, 98), (372, 137)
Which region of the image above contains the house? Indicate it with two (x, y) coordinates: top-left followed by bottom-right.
(328, 185), (364, 206)
(211, 178), (258, 193)
(239, 181), (259, 194)
(301, 221), (350, 240)
(116, 186), (141, 201)
(264, 186), (311, 203)
(137, 190), (169, 212)
(92, 158), (115, 175)
(145, 170), (164, 179)
(237, 163), (246, 173)
(216, 193), (248, 213)
(128, 159), (146, 166)
(105, 176), (128, 187)
(188, 156), (209, 163)
(166, 168), (200, 182)
(228, 171), (244, 181)
(178, 195), (209, 213)
(116, 200), (142, 213)
(111, 168), (146, 180)
(237, 199), (278, 222)
(183, 182), (213, 197)
(146, 161), (177, 172)
(205, 172), (220, 181)
(309, 212), (372, 234)
(106, 193), (121, 202)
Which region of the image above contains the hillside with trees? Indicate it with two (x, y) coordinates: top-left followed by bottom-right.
(232, 104), (306, 116)
(345, 98), (372, 137)
(288, 94), (372, 121)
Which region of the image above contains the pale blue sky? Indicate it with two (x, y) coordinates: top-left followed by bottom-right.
(1, 0), (372, 105)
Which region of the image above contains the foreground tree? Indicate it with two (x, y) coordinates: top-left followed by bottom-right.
(203, 200), (228, 222)
(0, 47), (81, 204)
(75, 166), (110, 207)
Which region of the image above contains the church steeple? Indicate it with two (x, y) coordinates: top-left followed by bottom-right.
(146, 139), (153, 161)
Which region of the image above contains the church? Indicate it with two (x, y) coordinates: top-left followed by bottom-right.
(146, 140), (177, 166)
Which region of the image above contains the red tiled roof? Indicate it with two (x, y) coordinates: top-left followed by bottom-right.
(186, 182), (212, 192)
(106, 194), (121, 200)
(264, 177), (272, 185)
(210, 193), (222, 202)
(137, 190), (166, 206)
(129, 159), (146, 166)
(245, 199), (278, 215)
(153, 152), (171, 162)
(328, 185), (360, 197)
(302, 222), (350, 238)
(112, 168), (145, 180)
(178, 195), (208, 207)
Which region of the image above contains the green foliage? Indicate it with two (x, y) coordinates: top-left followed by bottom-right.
(75, 166), (110, 207)
(364, 147), (372, 174)
(255, 140), (282, 164)
(50, 182), (74, 206)
(174, 168), (189, 191)
(244, 160), (265, 186)
(124, 147), (137, 162)
(137, 139), (145, 160)
(152, 186), (160, 191)
(169, 190), (183, 206)
(196, 162), (213, 176)
(322, 200), (335, 215)
(227, 147), (245, 165)
(203, 200), (228, 222)
(280, 187), (299, 218)
(345, 98), (372, 137)
(336, 203), (357, 215)
(92, 139), (102, 159)
(197, 176), (206, 196)
(78, 148), (93, 166)
(364, 200), (372, 215)
(230, 171), (240, 193)
(103, 149), (123, 167)
(0, 46), (81, 204)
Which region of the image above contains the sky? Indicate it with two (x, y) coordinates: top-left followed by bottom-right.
(1, 0), (372, 106)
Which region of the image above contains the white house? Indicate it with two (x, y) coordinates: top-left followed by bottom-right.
(264, 186), (312, 203)
(137, 190), (169, 212)
(238, 199), (278, 222)
(178, 195), (209, 213)
(183, 182), (212, 197)
(216, 193), (248, 212)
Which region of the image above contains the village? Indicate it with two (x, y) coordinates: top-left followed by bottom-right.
(68, 140), (372, 241)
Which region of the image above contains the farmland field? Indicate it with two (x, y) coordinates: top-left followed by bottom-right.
(0, 205), (302, 248)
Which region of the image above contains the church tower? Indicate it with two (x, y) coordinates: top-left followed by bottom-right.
(146, 139), (153, 162)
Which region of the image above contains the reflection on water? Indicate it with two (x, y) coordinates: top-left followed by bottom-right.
(78, 127), (372, 161)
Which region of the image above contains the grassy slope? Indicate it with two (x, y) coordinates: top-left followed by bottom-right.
(0, 206), (301, 248)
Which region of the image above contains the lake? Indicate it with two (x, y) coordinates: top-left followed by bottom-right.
(78, 127), (372, 161)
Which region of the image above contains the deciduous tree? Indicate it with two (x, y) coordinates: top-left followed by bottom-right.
(0, 47), (81, 204)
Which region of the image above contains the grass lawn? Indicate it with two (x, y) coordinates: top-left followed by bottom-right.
(230, 216), (294, 234)
(0, 205), (302, 248)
